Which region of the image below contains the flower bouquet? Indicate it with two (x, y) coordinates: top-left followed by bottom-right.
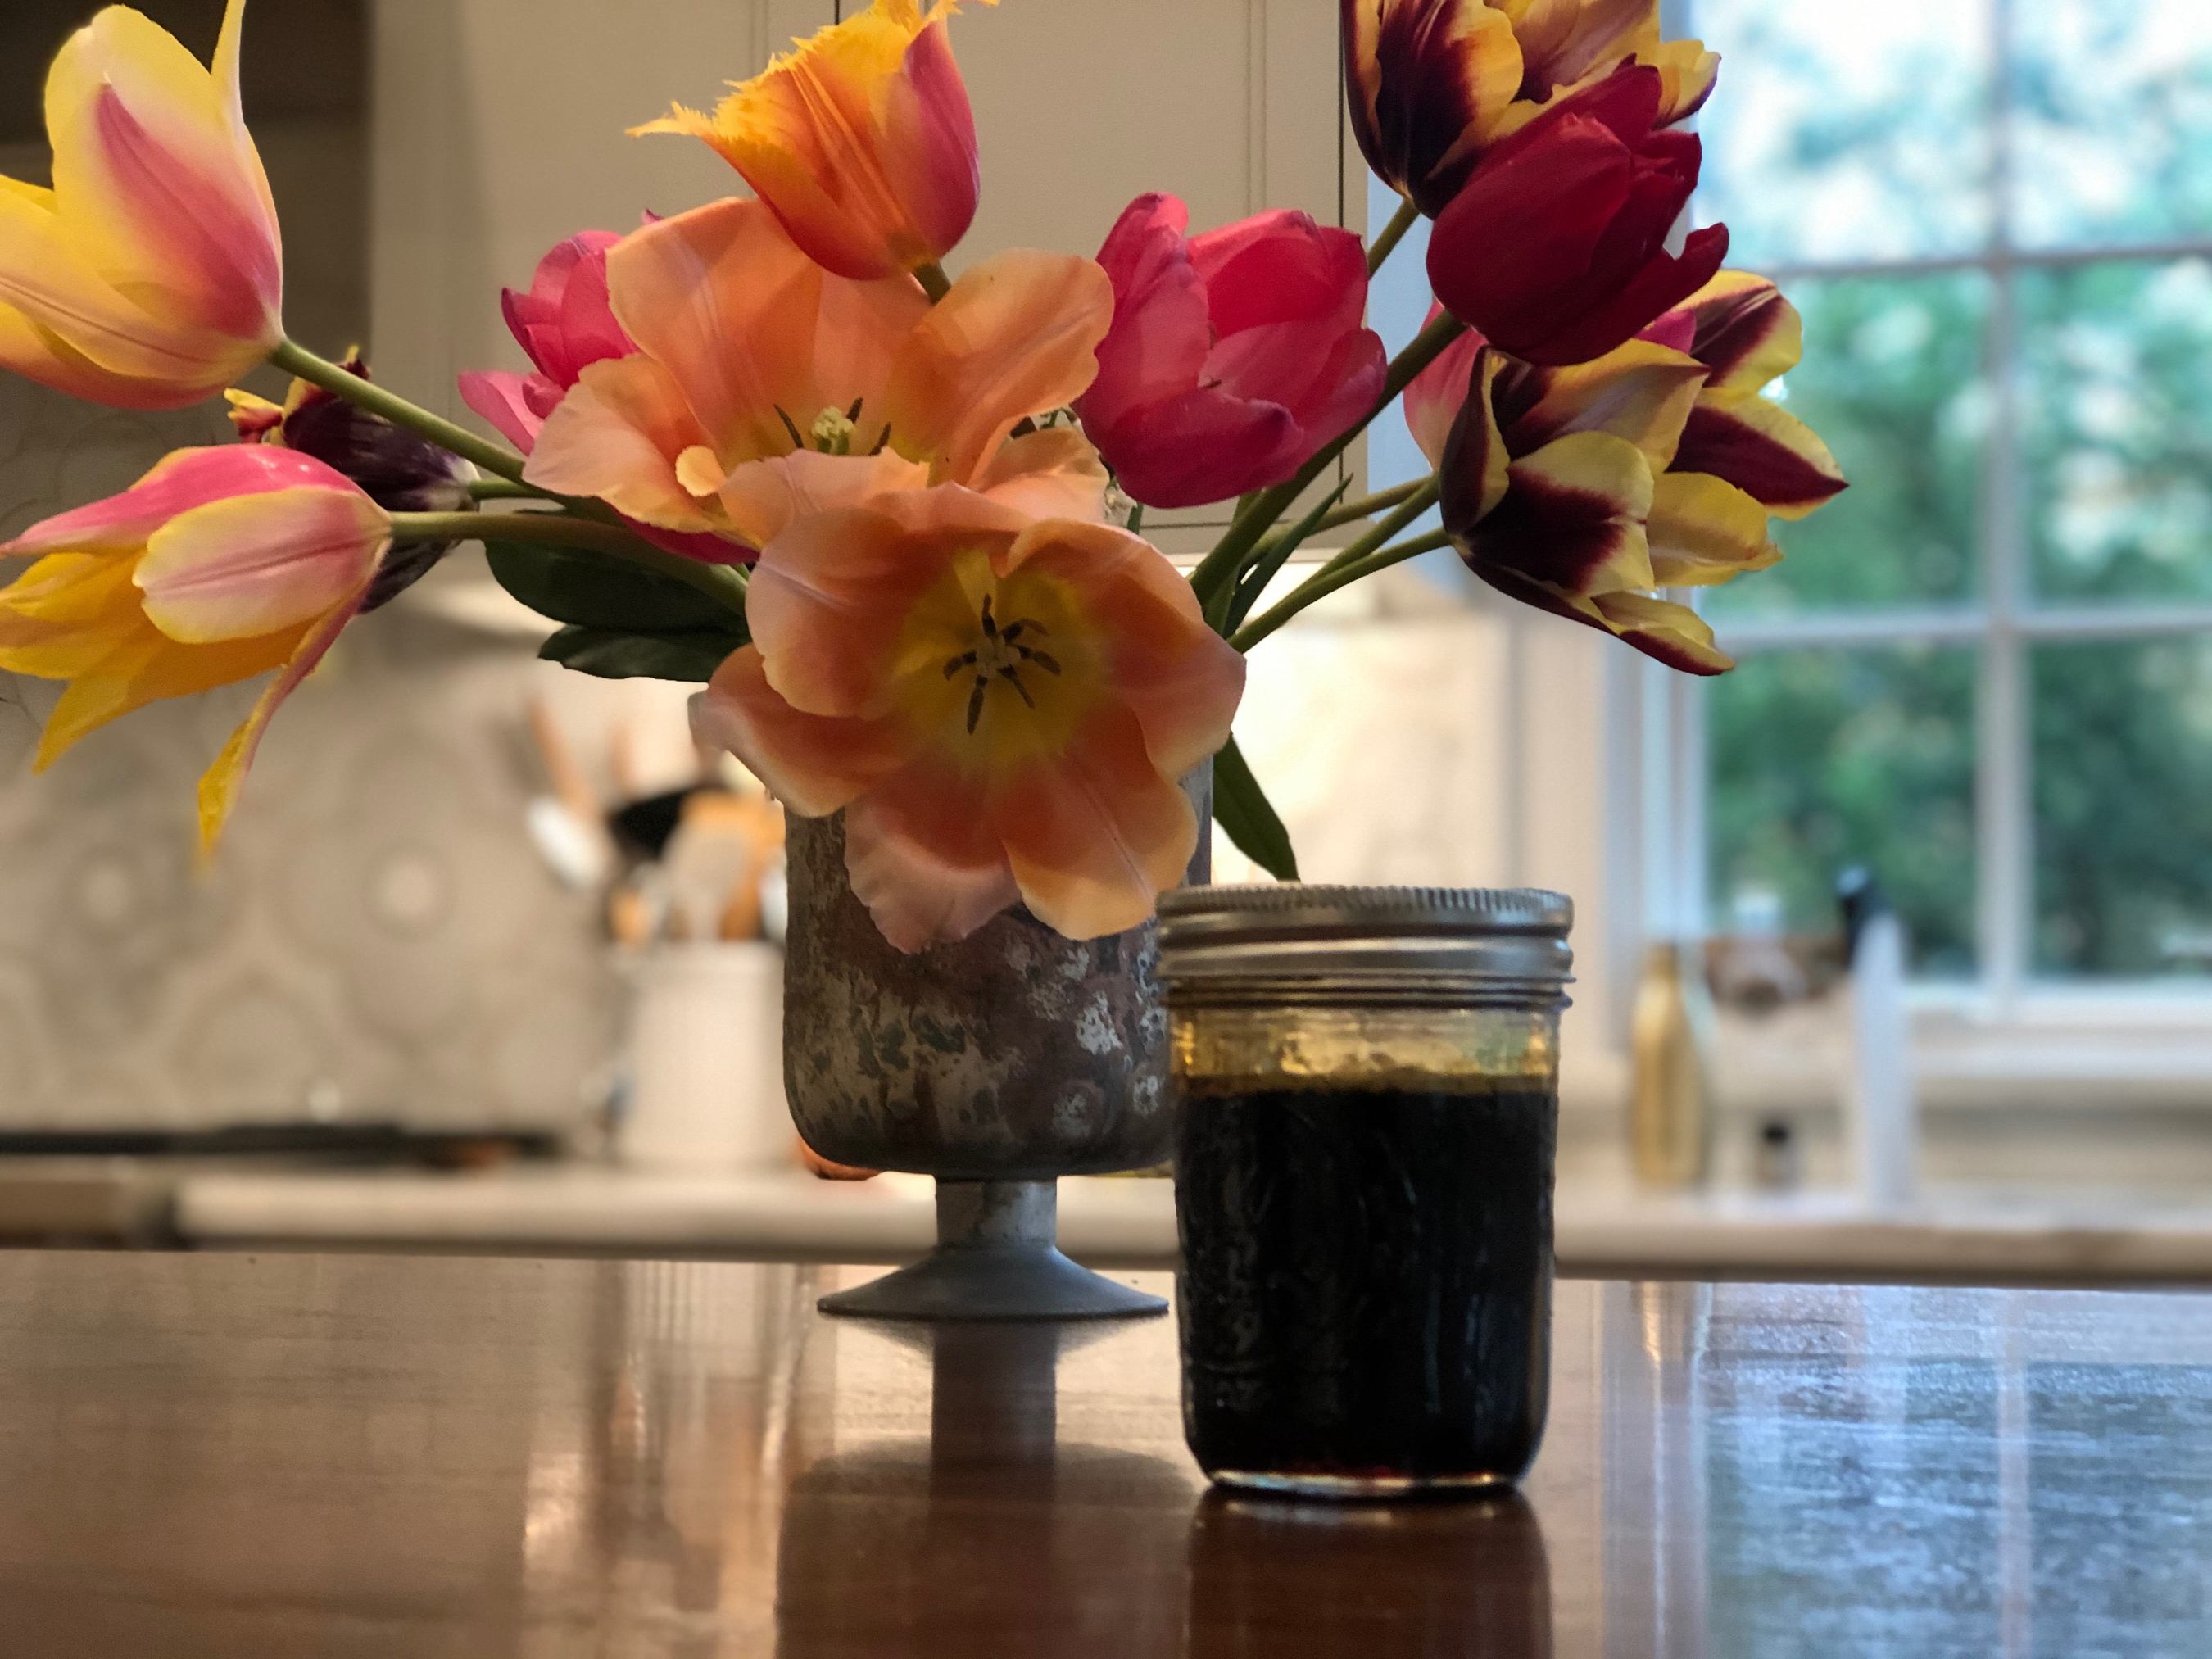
(0, 0), (1841, 933)
(0, 0), (1843, 1314)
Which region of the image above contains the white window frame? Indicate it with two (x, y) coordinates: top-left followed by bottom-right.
(1668, 0), (2212, 1034)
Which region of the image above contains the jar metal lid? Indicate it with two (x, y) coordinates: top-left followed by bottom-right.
(1158, 884), (1573, 1000)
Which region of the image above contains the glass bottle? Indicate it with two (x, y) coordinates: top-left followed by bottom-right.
(1630, 941), (1716, 1188)
(1158, 885), (1574, 1498)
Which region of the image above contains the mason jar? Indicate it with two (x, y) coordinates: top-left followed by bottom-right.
(1158, 885), (1574, 1498)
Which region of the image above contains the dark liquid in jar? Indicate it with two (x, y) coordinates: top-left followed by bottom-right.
(1174, 1081), (1557, 1491)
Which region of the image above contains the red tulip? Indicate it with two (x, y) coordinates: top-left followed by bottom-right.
(1077, 194), (1387, 510)
(1426, 66), (1728, 368)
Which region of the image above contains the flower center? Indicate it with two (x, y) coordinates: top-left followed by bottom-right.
(775, 401), (873, 456)
(940, 593), (1063, 737)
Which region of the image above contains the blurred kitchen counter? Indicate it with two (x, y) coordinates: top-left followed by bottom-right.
(141, 1163), (2212, 1287)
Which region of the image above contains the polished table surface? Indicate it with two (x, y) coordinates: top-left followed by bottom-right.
(2, 1254), (2210, 1657)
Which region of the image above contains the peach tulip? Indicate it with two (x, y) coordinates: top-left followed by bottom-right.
(0, 0), (283, 410)
(524, 197), (1113, 555)
(636, 0), (995, 281)
(0, 447), (389, 848)
(692, 487), (1245, 951)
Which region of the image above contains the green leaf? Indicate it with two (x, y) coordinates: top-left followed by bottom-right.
(1212, 735), (1299, 880)
(487, 542), (738, 635)
(1224, 476), (1353, 632)
(540, 625), (739, 684)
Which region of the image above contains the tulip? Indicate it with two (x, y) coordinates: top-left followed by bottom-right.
(0, 0), (283, 410)
(1644, 271), (1848, 522)
(692, 487), (1245, 950)
(456, 231), (628, 454)
(0, 447), (389, 846)
(1426, 66), (1729, 366)
(231, 350), (477, 611)
(635, 0), (994, 281)
(1412, 324), (1733, 672)
(1344, 0), (1717, 216)
(524, 197), (1113, 555)
(1077, 194), (1388, 511)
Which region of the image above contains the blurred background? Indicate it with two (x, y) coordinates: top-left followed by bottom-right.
(1, 0), (2210, 1262)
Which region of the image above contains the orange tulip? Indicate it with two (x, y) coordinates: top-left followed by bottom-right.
(636, 0), (996, 281)
(693, 487), (1245, 950)
(524, 197), (1113, 555)
(0, 0), (283, 410)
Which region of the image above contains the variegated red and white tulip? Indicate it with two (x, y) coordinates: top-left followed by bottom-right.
(0, 0), (282, 410)
(1344, 0), (1716, 216)
(692, 487), (1244, 951)
(0, 447), (390, 846)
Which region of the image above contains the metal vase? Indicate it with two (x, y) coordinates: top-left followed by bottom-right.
(782, 770), (1209, 1321)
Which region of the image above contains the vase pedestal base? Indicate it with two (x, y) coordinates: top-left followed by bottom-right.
(818, 1178), (1167, 1323)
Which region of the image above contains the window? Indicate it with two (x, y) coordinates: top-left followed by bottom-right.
(1691, 0), (2212, 997)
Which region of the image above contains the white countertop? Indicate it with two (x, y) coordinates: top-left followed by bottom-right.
(167, 1166), (2212, 1287)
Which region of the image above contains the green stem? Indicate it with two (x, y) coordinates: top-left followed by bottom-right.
(1231, 528), (1453, 653)
(1188, 307), (1468, 614)
(1367, 196), (1421, 278)
(273, 338), (529, 484)
(914, 261), (953, 301)
(1249, 478), (1426, 557)
(1311, 477), (1439, 578)
(468, 478), (554, 502)
(388, 510), (750, 621)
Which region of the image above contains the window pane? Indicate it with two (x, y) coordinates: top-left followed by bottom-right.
(1694, 0), (1993, 265)
(2019, 259), (2212, 603)
(1707, 274), (1988, 616)
(1709, 647), (1978, 977)
(2032, 638), (2212, 977)
(2012, 0), (2212, 250)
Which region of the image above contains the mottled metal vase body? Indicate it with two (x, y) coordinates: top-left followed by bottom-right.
(782, 795), (1206, 1182)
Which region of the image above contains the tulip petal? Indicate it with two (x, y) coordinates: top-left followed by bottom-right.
(526, 355), (718, 532)
(717, 448), (931, 551)
(878, 17), (985, 267)
(23, 603), (292, 769)
(1589, 590), (1733, 674)
(1460, 428), (1655, 595)
(605, 199), (832, 465)
(1091, 389), (1300, 510)
(745, 502), (977, 719)
(0, 555), (149, 677)
(135, 486), (390, 644)
(1647, 471), (1778, 587)
(1345, 0), (1525, 210)
(691, 645), (909, 818)
(994, 702), (1199, 943)
(198, 585), (368, 853)
(969, 428), (1111, 523)
(845, 755), (1023, 952)
(1403, 313), (1482, 469)
(1514, 338), (1708, 473)
(458, 369), (549, 453)
(882, 251), (1114, 485)
(1439, 348), (1513, 533)
(1085, 194), (1212, 421)
(0, 184), (247, 393)
(1190, 211), (1368, 340)
(44, 0), (281, 340)
(1661, 270), (1800, 395)
(3, 445), (360, 558)
(1675, 396), (1847, 518)
(999, 519), (1245, 782)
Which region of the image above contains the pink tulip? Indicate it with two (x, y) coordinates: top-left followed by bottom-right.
(458, 231), (629, 454)
(1077, 194), (1387, 511)
(0, 446), (392, 847)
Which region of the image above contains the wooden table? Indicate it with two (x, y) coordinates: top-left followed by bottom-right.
(2, 1254), (2208, 1656)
